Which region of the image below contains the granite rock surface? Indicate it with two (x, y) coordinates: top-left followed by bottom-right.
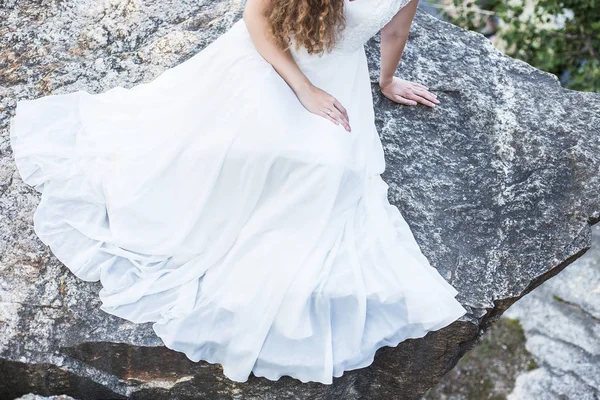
(504, 223), (600, 399)
(1, 0), (599, 399)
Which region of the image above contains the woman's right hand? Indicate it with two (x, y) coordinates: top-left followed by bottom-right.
(243, 1), (350, 131)
(295, 84), (351, 132)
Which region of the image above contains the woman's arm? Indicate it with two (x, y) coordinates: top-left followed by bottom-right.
(379, 0), (439, 108)
(243, 0), (351, 131)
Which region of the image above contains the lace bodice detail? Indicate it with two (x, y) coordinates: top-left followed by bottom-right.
(290, 0), (414, 61)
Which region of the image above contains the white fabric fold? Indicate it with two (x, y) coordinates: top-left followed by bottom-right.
(10, 16), (466, 384)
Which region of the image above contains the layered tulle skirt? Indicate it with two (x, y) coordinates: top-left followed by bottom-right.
(9, 18), (467, 384)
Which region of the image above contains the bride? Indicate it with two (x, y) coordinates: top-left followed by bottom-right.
(10, 0), (467, 384)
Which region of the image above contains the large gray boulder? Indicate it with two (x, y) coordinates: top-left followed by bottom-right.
(1, 1), (599, 399)
(504, 222), (600, 398)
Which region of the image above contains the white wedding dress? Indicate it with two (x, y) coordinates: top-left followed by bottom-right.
(9, 0), (467, 384)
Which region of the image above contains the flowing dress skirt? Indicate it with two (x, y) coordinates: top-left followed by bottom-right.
(9, 18), (467, 384)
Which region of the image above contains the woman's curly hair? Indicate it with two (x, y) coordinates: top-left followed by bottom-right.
(264, 0), (347, 55)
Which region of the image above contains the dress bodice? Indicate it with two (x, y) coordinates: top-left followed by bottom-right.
(290, 0), (414, 62)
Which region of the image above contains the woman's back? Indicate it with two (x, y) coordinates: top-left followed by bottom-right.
(287, 0), (415, 62)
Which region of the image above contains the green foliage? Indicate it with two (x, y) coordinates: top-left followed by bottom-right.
(436, 0), (600, 92)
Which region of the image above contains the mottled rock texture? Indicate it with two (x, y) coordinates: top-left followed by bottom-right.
(421, 317), (536, 399)
(504, 223), (600, 399)
(1, 0), (599, 399)
(422, 225), (600, 400)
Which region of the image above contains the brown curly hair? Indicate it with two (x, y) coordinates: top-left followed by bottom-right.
(264, 0), (346, 55)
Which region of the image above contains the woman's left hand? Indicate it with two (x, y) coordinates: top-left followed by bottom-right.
(379, 77), (440, 108)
